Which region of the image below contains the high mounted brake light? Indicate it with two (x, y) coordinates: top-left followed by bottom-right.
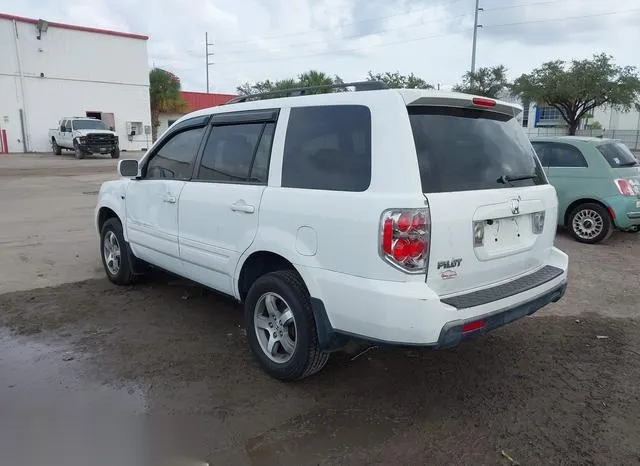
(472, 97), (496, 108)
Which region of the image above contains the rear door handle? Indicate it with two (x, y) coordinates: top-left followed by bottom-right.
(162, 194), (177, 204)
(230, 201), (255, 214)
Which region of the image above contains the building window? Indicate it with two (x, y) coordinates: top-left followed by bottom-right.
(522, 102), (529, 127)
(538, 106), (563, 121)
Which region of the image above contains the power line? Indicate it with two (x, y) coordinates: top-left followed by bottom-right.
(216, 28), (474, 65)
(216, 0), (579, 55)
(483, 7), (640, 29)
(215, 0), (467, 46)
(214, 7), (640, 66)
(220, 12), (471, 54)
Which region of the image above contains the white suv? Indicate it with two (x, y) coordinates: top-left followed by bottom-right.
(95, 82), (568, 380)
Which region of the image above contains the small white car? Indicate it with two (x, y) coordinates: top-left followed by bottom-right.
(95, 83), (568, 380)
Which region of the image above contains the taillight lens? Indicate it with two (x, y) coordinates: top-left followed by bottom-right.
(532, 211), (545, 234)
(380, 208), (430, 273)
(615, 179), (635, 197)
(472, 97), (496, 108)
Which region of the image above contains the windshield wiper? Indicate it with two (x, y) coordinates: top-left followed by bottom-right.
(619, 161), (639, 167)
(497, 174), (536, 184)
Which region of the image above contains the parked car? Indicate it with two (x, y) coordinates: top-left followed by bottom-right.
(531, 136), (640, 243)
(48, 117), (119, 159)
(95, 83), (568, 380)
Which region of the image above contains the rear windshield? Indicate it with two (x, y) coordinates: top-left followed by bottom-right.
(597, 141), (638, 168)
(408, 107), (547, 193)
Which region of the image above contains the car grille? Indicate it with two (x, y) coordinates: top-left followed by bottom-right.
(86, 133), (116, 145)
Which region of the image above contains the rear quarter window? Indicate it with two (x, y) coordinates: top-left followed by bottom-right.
(282, 105), (371, 192)
(409, 107), (546, 193)
(597, 141), (639, 167)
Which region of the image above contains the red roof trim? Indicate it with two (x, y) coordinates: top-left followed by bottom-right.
(181, 91), (238, 111)
(0, 13), (149, 40)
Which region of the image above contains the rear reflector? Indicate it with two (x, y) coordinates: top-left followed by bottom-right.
(472, 97), (496, 108)
(462, 320), (485, 333)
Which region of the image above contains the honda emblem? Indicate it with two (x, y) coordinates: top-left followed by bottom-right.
(510, 199), (520, 215)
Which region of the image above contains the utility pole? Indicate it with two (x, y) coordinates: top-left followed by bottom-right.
(470, 0), (483, 74)
(205, 32), (214, 93)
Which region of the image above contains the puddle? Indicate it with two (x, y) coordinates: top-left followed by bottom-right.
(0, 330), (149, 466)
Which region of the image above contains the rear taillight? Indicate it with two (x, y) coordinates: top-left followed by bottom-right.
(532, 211), (545, 234)
(380, 208), (430, 273)
(615, 179), (635, 197)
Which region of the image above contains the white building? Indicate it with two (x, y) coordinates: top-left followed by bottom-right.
(0, 13), (152, 153)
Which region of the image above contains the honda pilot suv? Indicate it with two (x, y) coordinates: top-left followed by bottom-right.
(95, 82), (569, 380)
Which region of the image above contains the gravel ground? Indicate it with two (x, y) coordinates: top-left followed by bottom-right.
(1, 154), (639, 465)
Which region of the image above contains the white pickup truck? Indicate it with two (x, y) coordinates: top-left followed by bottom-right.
(48, 117), (120, 159)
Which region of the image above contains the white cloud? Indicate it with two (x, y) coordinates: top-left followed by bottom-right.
(3, 0), (639, 93)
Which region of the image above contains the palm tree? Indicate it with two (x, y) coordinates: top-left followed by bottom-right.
(149, 68), (188, 141)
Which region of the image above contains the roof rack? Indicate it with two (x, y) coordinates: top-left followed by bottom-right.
(225, 80), (388, 105)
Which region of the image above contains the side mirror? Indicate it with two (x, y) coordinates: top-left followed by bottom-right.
(118, 159), (139, 178)
(109, 126), (115, 132)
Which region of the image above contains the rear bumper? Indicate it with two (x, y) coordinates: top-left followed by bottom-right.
(301, 247), (568, 348)
(435, 281), (566, 348)
(605, 195), (640, 229)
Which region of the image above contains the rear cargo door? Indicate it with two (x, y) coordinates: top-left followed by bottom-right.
(407, 104), (558, 297)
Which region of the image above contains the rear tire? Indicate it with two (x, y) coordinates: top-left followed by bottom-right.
(568, 203), (613, 244)
(52, 139), (62, 155)
(74, 141), (84, 159)
(100, 217), (136, 285)
(244, 270), (329, 381)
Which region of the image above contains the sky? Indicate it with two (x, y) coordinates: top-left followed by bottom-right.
(2, 0), (639, 94)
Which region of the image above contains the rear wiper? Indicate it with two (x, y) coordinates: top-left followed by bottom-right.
(497, 174), (536, 184)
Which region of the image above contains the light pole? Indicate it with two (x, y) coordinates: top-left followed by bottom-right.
(205, 32), (214, 93)
(470, 0), (483, 73)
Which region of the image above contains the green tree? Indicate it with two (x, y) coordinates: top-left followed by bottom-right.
(453, 65), (509, 98)
(366, 71), (433, 89)
(235, 70), (344, 97)
(511, 54), (640, 135)
(149, 68), (187, 141)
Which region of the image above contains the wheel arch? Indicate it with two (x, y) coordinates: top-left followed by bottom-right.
(563, 198), (613, 226)
(237, 251), (303, 302)
(97, 206), (119, 233)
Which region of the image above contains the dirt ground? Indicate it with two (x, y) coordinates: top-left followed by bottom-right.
(1, 154), (640, 465)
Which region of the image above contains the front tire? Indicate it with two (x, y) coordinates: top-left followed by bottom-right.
(100, 217), (136, 285)
(244, 270), (329, 381)
(74, 141), (85, 159)
(568, 203), (613, 244)
(111, 147), (120, 159)
(52, 139), (62, 155)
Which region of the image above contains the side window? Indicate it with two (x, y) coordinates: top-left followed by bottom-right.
(282, 105), (372, 192)
(64, 120), (72, 132)
(550, 144), (588, 168)
(197, 123), (265, 182)
(250, 123), (275, 183)
(531, 142), (550, 166)
(145, 126), (205, 179)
